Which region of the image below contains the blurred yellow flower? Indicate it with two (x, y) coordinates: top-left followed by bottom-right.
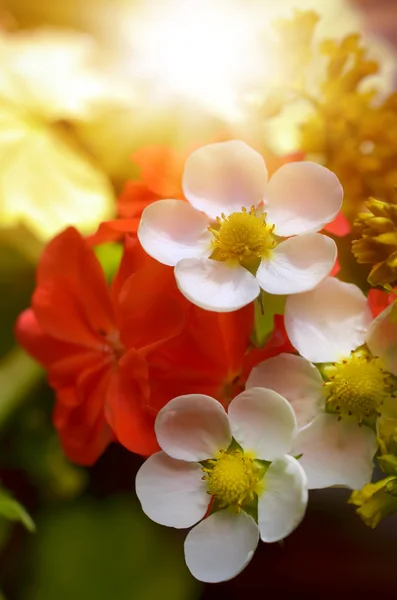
(353, 196), (397, 286)
(263, 10), (397, 225)
(0, 27), (119, 240)
(300, 32), (397, 222)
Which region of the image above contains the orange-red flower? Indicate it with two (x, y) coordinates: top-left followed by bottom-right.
(16, 227), (293, 466)
(15, 227), (183, 464)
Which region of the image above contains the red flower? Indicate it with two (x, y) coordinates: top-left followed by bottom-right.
(15, 228), (183, 464)
(16, 226), (294, 466)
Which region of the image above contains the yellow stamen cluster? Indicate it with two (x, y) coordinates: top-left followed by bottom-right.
(323, 349), (394, 423)
(202, 449), (262, 510)
(353, 197), (397, 287)
(209, 207), (277, 271)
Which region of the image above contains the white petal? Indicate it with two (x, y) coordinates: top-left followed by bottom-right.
(265, 162), (343, 236)
(366, 304), (397, 376)
(182, 141), (268, 219)
(293, 414), (377, 489)
(256, 233), (337, 295)
(228, 388), (297, 460)
(175, 257), (260, 312)
(136, 452), (209, 528)
(137, 199), (211, 267)
(258, 456), (308, 542)
(285, 277), (372, 363)
(155, 394), (232, 461)
(184, 510), (259, 583)
(246, 354), (325, 429)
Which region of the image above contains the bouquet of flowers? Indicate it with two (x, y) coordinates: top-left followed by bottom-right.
(3, 6), (397, 590)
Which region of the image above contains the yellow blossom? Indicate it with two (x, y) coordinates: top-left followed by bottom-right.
(353, 196), (397, 286)
(349, 476), (397, 528)
(268, 11), (397, 224)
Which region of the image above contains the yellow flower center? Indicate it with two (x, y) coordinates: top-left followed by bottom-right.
(209, 207), (277, 271)
(323, 349), (394, 422)
(202, 449), (263, 509)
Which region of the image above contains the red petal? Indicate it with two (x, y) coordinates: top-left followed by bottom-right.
(116, 257), (183, 351)
(367, 288), (395, 318)
(34, 227), (115, 345)
(324, 211), (351, 236)
(105, 348), (158, 456)
(119, 290), (184, 353)
(15, 309), (80, 367)
(117, 181), (160, 218)
(86, 218), (141, 246)
(54, 365), (115, 465)
(146, 304), (254, 411)
(110, 236), (150, 304)
(15, 309), (106, 389)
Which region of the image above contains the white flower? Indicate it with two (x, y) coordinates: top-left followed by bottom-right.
(137, 140), (343, 312)
(136, 389), (308, 583)
(247, 277), (397, 490)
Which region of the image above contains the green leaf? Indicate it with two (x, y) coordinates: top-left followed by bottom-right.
(0, 487), (35, 532)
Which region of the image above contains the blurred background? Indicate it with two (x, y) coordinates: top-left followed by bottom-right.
(0, 0), (397, 598)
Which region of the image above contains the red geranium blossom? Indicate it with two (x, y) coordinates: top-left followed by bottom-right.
(15, 227), (183, 464)
(16, 227), (293, 466)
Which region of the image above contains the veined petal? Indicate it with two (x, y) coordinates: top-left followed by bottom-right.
(265, 162), (343, 236)
(293, 414), (377, 489)
(155, 395), (232, 461)
(285, 277), (372, 363)
(228, 388), (297, 460)
(256, 234), (336, 295)
(182, 141), (268, 219)
(366, 304), (397, 376)
(258, 456), (308, 542)
(175, 258), (260, 312)
(137, 199), (211, 266)
(246, 354), (325, 429)
(136, 452), (209, 528)
(184, 510), (259, 583)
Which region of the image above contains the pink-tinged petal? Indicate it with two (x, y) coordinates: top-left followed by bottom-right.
(175, 257), (260, 312)
(246, 354), (325, 429)
(155, 394), (232, 461)
(136, 452), (209, 528)
(258, 456), (308, 542)
(228, 388), (297, 460)
(137, 199), (211, 266)
(265, 162), (343, 236)
(366, 304), (397, 376)
(256, 234), (337, 295)
(293, 414), (377, 489)
(183, 141), (268, 219)
(184, 510), (259, 583)
(285, 277), (372, 363)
